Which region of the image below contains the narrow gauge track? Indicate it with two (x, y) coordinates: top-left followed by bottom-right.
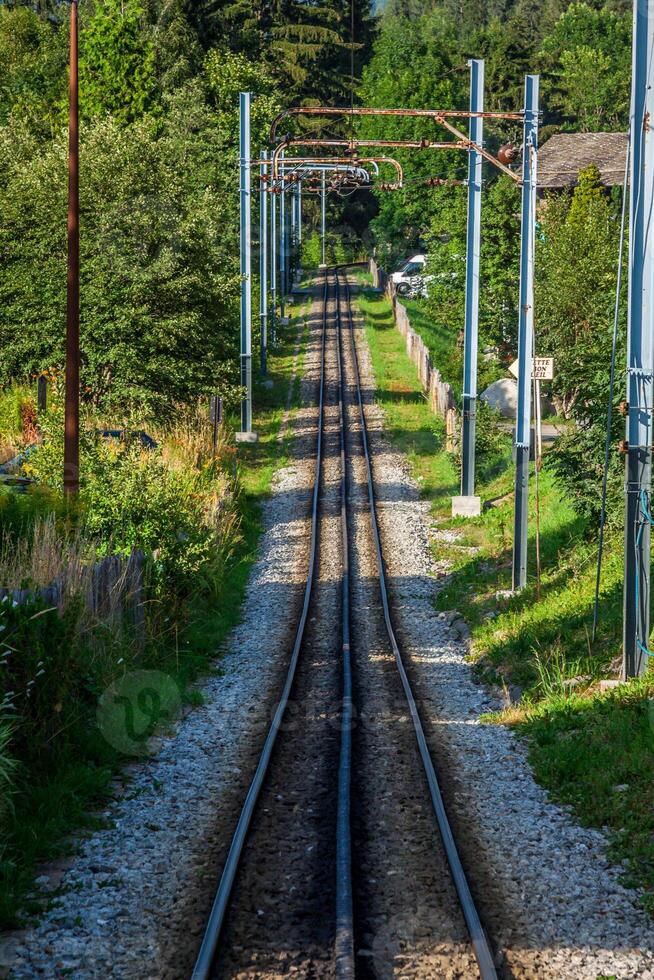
(191, 268), (498, 980)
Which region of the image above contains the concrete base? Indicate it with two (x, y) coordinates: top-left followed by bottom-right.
(280, 316), (290, 326)
(451, 495), (482, 518)
(235, 431), (259, 444)
(262, 379), (274, 390)
(318, 263), (327, 269)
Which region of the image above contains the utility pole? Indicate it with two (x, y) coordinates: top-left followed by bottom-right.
(270, 179), (277, 345)
(512, 74), (539, 591)
(280, 151), (287, 320)
(237, 92), (256, 442)
(298, 179), (302, 247)
(623, 0), (654, 677)
(290, 180), (297, 286)
(259, 150), (268, 375)
(320, 170), (327, 268)
(64, 0), (79, 496)
(455, 58), (484, 518)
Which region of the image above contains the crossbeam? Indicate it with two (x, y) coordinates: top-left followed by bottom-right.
(269, 105), (524, 142)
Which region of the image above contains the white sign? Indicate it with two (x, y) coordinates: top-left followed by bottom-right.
(508, 357), (554, 381)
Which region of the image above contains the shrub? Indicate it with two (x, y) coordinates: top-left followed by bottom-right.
(0, 384), (34, 457)
(20, 398), (241, 593)
(449, 400), (510, 483)
(0, 719), (16, 833)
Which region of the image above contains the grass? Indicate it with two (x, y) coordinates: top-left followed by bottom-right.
(402, 297), (461, 391)
(356, 283), (654, 916)
(0, 300), (312, 930)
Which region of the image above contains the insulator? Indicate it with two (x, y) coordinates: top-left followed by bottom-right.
(497, 142), (520, 166)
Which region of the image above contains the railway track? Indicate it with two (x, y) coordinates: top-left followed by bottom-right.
(191, 267), (499, 980)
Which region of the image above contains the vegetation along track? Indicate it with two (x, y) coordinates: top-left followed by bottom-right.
(191, 267), (499, 980)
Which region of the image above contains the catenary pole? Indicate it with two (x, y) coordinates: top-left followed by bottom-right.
(298, 179), (303, 246)
(623, 0), (654, 677)
(321, 170), (327, 266)
(64, 0), (79, 495)
(512, 74), (539, 591)
(460, 58), (485, 502)
(270, 176), (277, 344)
(239, 92), (253, 434)
(259, 150), (268, 375)
(290, 180), (297, 285)
(280, 150), (286, 318)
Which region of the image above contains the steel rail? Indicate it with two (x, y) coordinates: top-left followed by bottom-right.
(332, 268), (355, 978)
(269, 105), (525, 141)
(335, 268), (499, 980)
(191, 275), (331, 980)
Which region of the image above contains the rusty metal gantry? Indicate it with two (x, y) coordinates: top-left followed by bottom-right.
(268, 105), (524, 184)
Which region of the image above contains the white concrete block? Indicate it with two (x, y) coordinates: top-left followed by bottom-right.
(451, 495), (482, 518)
(235, 431), (259, 444)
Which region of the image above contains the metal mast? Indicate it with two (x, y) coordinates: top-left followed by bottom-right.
(271, 176), (277, 344)
(239, 92), (253, 436)
(623, 0), (654, 677)
(512, 74), (539, 591)
(280, 150), (287, 318)
(259, 149), (268, 375)
(321, 170), (327, 267)
(460, 59), (485, 508)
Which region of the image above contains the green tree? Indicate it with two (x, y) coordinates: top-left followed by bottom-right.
(537, 171), (625, 522)
(0, 55), (281, 419)
(358, 9), (466, 256)
(423, 174), (521, 378)
(0, 5), (67, 133)
(79, 0), (157, 123)
(188, 0), (374, 104)
(539, 3), (631, 130)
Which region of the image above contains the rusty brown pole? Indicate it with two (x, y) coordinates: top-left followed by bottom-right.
(64, 0), (79, 495)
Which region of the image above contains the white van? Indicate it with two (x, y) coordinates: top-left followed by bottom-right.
(391, 254), (427, 295)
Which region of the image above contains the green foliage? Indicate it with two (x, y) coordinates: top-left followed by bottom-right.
(0, 93), (234, 418)
(423, 176), (521, 360)
(0, 597), (85, 762)
(0, 384), (33, 447)
(301, 231), (323, 269)
(0, 719), (16, 832)
(80, 0), (157, 123)
(537, 174), (624, 524)
(301, 230), (362, 268)
(0, 5), (67, 133)
(358, 9), (466, 255)
(538, 3), (631, 131)
(191, 0), (375, 103)
(22, 403), (235, 590)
